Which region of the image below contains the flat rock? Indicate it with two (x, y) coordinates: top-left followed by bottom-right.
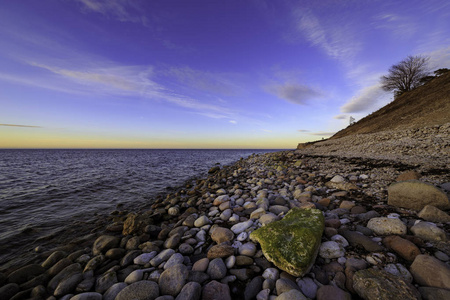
(388, 180), (449, 210)
(115, 280), (159, 300)
(159, 264), (189, 297)
(207, 244), (235, 259)
(250, 208), (324, 277)
(367, 217), (407, 235)
(410, 254), (450, 289)
(418, 205), (450, 223)
(353, 268), (421, 300)
(202, 280), (231, 300)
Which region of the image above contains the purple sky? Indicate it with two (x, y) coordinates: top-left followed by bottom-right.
(1, 0), (449, 148)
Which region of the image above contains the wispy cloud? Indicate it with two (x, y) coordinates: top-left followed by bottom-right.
(229, 120), (237, 124)
(373, 13), (417, 39)
(0, 123), (42, 128)
(333, 114), (348, 120)
(75, 0), (147, 25)
(266, 83), (324, 105)
(297, 129), (310, 132)
(310, 131), (335, 136)
(340, 83), (388, 113)
(293, 10), (361, 66)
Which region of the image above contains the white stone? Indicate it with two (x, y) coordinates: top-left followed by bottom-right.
(237, 232), (248, 242)
(133, 251), (157, 265)
(239, 242), (257, 256)
(230, 220), (253, 234)
(229, 214), (240, 222)
(367, 217), (407, 235)
(331, 175), (345, 183)
(319, 241), (345, 259)
(331, 234), (349, 248)
(225, 255), (236, 269)
(262, 268), (279, 280)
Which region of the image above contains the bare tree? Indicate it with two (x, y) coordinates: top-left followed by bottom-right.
(380, 55), (429, 96)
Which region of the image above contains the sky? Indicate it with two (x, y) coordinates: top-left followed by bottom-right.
(1, 0), (449, 149)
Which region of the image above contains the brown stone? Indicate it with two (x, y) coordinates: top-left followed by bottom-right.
(324, 219), (341, 229)
(339, 201), (355, 210)
(396, 171), (421, 182)
(418, 205), (450, 223)
(410, 255), (450, 289)
(316, 285), (351, 300)
(202, 280), (231, 300)
(317, 198), (330, 207)
(207, 245), (235, 259)
(388, 180), (449, 210)
(383, 235), (420, 261)
(211, 227), (235, 244)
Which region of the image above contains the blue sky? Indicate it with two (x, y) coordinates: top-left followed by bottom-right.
(1, 0), (449, 148)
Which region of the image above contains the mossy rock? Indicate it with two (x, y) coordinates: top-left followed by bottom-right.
(250, 207), (324, 277)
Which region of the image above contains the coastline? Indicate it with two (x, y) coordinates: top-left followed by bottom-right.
(1, 146), (449, 299)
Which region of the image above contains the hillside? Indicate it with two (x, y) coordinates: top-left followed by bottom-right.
(331, 71), (450, 139)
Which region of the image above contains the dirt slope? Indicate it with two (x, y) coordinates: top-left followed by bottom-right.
(331, 72), (450, 139)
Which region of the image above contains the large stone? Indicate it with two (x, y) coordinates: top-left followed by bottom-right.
(92, 235), (120, 255)
(418, 205), (450, 223)
(411, 222), (447, 242)
(388, 180), (449, 210)
(202, 280), (231, 300)
(115, 280), (159, 300)
(211, 227), (235, 244)
(175, 282), (202, 300)
(207, 244), (235, 259)
(159, 264), (189, 297)
(410, 255), (450, 289)
(250, 208), (324, 277)
(8, 264), (45, 284)
(353, 268), (421, 300)
(418, 287), (450, 300)
(367, 217), (407, 236)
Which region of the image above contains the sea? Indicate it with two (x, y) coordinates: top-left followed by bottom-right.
(0, 149), (278, 270)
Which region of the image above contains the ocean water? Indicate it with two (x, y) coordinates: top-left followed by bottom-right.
(0, 149), (277, 269)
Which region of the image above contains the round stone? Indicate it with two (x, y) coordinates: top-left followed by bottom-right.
(319, 241), (345, 259)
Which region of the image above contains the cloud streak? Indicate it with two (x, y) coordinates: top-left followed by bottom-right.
(340, 83), (387, 113)
(75, 0), (147, 25)
(266, 83), (323, 105)
(0, 124), (42, 128)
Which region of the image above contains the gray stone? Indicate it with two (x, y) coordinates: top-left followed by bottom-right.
(231, 220), (253, 234)
(418, 205), (450, 223)
(256, 289), (270, 300)
(159, 264), (189, 297)
(367, 217), (407, 235)
(120, 250), (141, 267)
(316, 285), (351, 300)
(418, 287), (450, 300)
(319, 241), (345, 259)
(164, 253), (185, 270)
(164, 233), (182, 249)
(239, 242), (257, 256)
(202, 280), (231, 300)
(151, 249), (175, 267)
(388, 180), (449, 210)
(339, 229), (383, 252)
(244, 276), (264, 300)
(103, 282), (127, 300)
(41, 251), (66, 269)
(83, 255), (104, 272)
(410, 255), (450, 290)
(276, 278), (300, 295)
(175, 282), (201, 300)
(296, 277), (317, 299)
(54, 272), (83, 297)
(194, 216), (211, 227)
(48, 263), (82, 293)
(276, 289), (307, 300)
(134, 252), (158, 265)
(353, 268), (421, 300)
(92, 235), (120, 255)
(384, 263), (413, 283)
(207, 258), (227, 280)
(69, 292), (102, 300)
(411, 222), (447, 242)
(125, 269), (144, 284)
(8, 264), (46, 284)
(95, 271), (117, 293)
(76, 276), (95, 293)
(0, 283), (19, 300)
(211, 227), (235, 244)
(115, 280), (160, 300)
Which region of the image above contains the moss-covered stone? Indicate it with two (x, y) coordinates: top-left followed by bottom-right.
(250, 207), (324, 277)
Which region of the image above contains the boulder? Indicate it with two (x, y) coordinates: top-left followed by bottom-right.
(417, 205), (450, 223)
(115, 280), (159, 300)
(250, 208), (324, 277)
(388, 180), (449, 210)
(410, 255), (450, 289)
(353, 268), (421, 300)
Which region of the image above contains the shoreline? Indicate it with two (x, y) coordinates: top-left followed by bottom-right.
(1, 149), (449, 299)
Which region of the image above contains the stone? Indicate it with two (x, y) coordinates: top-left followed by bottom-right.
(115, 280), (160, 300)
(256, 289), (270, 300)
(188, 271), (210, 284)
(231, 220), (253, 234)
(207, 258), (227, 280)
(179, 243), (194, 255)
(105, 248), (126, 260)
(92, 235), (120, 255)
(202, 280), (231, 300)
(339, 201), (355, 210)
(124, 269), (144, 284)
(54, 271), (83, 297)
(175, 282), (201, 300)
(319, 241), (345, 259)
(194, 216), (211, 227)
(410, 255), (450, 289)
(250, 208), (324, 277)
(296, 277), (317, 299)
(95, 271), (118, 293)
(411, 221), (447, 242)
(384, 263), (413, 283)
(84, 255), (105, 272)
(325, 181), (358, 191)
(262, 268), (279, 280)
(70, 292), (103, 300)
(418, 287), (450, 300)
(331, 175), (345, 183)
(235, 255), (254, 266)
(159, 264), (189, 297)
(396, 171), (421, 181)
(134, 252), (158, 265)
(192, 258), (210, 272)
(331, 234), (349, 247)
(239, 242), (257, 256)
(353, 268), (421, 300)
(276, 278), (300, 295)
(7, 264), (45, 284)
(276, 289), (308, 300)
(269, 205), (290, 215)
(367, 217), (407, 235)
(120, 250), (141, 267)
(259, 213), (279, 225)
(41, 251), (66, 269)
(207, 244), (235, 259)
(103, 282), (127, 300)
(150, 249), (175, 267)
(211, 227), (235, 244)
(418, 205), (450, 223)
(244, 276), (264, 300)
(383, 235), (420, 261)
(339, 229), (383, 252)
(165, 233), (182, 249)
(316, 285), (351, 300)
(164, 253), (185, 270)
(388, 180), (449, 210)
(0, 283), (19, 300)
(48, 263), (82, 293)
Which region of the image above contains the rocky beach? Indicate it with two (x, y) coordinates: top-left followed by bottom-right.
(1, 124), (449, 300)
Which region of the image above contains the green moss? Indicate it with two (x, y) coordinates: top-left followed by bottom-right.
(250, 207), (324, 277)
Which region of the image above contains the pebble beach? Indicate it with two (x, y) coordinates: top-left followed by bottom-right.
(1, 124), (449, 300)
